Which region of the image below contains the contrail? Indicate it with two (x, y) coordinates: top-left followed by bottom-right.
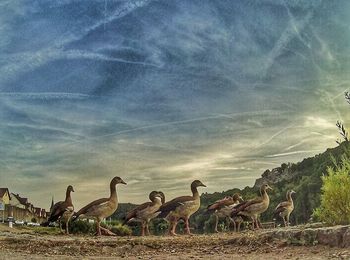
(261, 5), (314, 77)
(265, 150), (322, 158)
(63, 49), (160, 68)
(0, 92), (95, 100)
(283, 140), (307, 152)
(0, 0), (155, 83)
(58, 110), (281, 147)
(253, 124), (293, 150)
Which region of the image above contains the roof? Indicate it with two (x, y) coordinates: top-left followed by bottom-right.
(11, 193), (28, 206)
(34, 207), (41, 215)
(0, 188), (11, 200)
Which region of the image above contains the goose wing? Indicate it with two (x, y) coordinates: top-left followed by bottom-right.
(274, 201), (290, 214)
(207, 197), (234, 212)
(231, 197), (263, 216)
(157, 196), (192, 218)
(73, 198), (109, 220)
(123, 202), (152, 224)
(47, 201), (66, 222)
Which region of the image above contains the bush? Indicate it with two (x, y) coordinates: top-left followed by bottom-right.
(110, 224), (132, 236)
(69, 219), (132, 236)
(69, 220), (95, 234)
(313, 155), (350, 225)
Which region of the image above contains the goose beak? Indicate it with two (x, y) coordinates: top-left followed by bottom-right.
(121, 180), (127, 185)
(72, 188), (75, 192)
(267, 185), (273, 191)
(200, 183), (207, 187)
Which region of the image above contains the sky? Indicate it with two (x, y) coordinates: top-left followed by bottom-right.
(1, 0), (350, 210)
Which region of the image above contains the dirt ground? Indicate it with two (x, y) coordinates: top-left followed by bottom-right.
(0, 225), (349, 259)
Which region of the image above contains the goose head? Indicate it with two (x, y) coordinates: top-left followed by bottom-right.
(261, 183), (273, 193)
(67, 185), (75, 193)
(157, 191), (165, 204)
(232, 193), (243, 203)
(149, 191), (163, 202)
(111, 176), (127, 186)
(191, 180), (206, 189)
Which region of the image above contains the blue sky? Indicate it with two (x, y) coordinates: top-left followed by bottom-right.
(1, 0), (350, 209)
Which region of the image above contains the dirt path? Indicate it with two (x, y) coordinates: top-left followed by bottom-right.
(0, 226), (349, 259)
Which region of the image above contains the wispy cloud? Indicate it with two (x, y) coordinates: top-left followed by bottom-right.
(1, 0), (349, 208)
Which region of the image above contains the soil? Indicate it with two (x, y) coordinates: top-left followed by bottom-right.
(0, 225), (349, 259)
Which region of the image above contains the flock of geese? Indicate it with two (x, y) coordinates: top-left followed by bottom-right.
(42, 176), (296, 236)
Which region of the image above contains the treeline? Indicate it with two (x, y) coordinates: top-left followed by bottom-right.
(112, 141), (350, 234)
(194, 141), (350, 231)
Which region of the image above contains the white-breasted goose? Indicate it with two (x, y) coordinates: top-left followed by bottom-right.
(274, 190), (296, 227)
(157, 180), (206, 236)
(207, 193), (243, 233)
(42, 185), (74, 234)
(231, 184), (272, 230)
(123, 191), (163, 236)
(72, 176), (126, 236)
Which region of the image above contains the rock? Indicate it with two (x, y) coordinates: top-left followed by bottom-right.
(254, 166), (295, 188)
(342, 228), (350, 247)
(315, 226), (349, 247)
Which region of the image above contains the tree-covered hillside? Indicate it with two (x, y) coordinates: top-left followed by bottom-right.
(113, 142), (350, 233)
(195, 141), (350, 231)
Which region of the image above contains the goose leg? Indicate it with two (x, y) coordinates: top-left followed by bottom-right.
(96, 220), (102, 236)
(141, 222), (145, 236)
(237, 221), (241, 232)
(169, 219), (178, 236)
(146, 221), (150, 236)
(257, 219), (261, 229)
(251, 217), (255, 230)
(185, 217), (192, 235)
(230, 218), (237, 232)
(225, 217), (231, 232)
(214, 215), (219, 233)
(59, 219), (63, 233)
(286, 214), (290, 227)
(66, 219), (70, 235)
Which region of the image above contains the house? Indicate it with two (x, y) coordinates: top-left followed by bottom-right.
(9, 193), (33, 222)
(34, 207), (42, 218)
(0, 188), (11, 205)
(41, 209), (47, 219)
(1, 189), (48, 223)
(10, 193), (28, 209)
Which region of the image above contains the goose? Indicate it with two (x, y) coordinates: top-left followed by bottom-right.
(274, 190), (296, 227)
(231, 184), (272, 230)
(41, 185), (74, 234)
(123, 191), (163, 236)
(72, 176), (126, 236)
(207, 193), (243, 233)
(157, 180), (206, 236)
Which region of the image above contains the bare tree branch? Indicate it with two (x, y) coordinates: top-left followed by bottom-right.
(336, 121), (348, 144)
(345, 91), (350, 105)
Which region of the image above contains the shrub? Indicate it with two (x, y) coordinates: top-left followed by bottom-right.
(110, 224), (132, 236)
(68, 219), (132, 236)
(69, 220), (95, 234)
(313, 155), (350, 225)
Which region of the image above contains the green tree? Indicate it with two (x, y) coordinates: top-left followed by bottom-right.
(313, 156), (350, 225)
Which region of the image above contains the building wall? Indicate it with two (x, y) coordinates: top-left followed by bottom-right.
(0, 191), (10, 205)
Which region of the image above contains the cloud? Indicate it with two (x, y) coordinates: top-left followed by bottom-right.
(1, 0), (350, 209)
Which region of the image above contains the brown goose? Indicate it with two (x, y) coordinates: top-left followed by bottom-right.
(231, 184), (272, 230)
(274, 190), (296, 227)
(207, 193), (243, 233)
(72, 176), (126, 236)
(157, 180), (206, 235)
(123, 191), (163, 236)
(42, 185), (74, 234)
